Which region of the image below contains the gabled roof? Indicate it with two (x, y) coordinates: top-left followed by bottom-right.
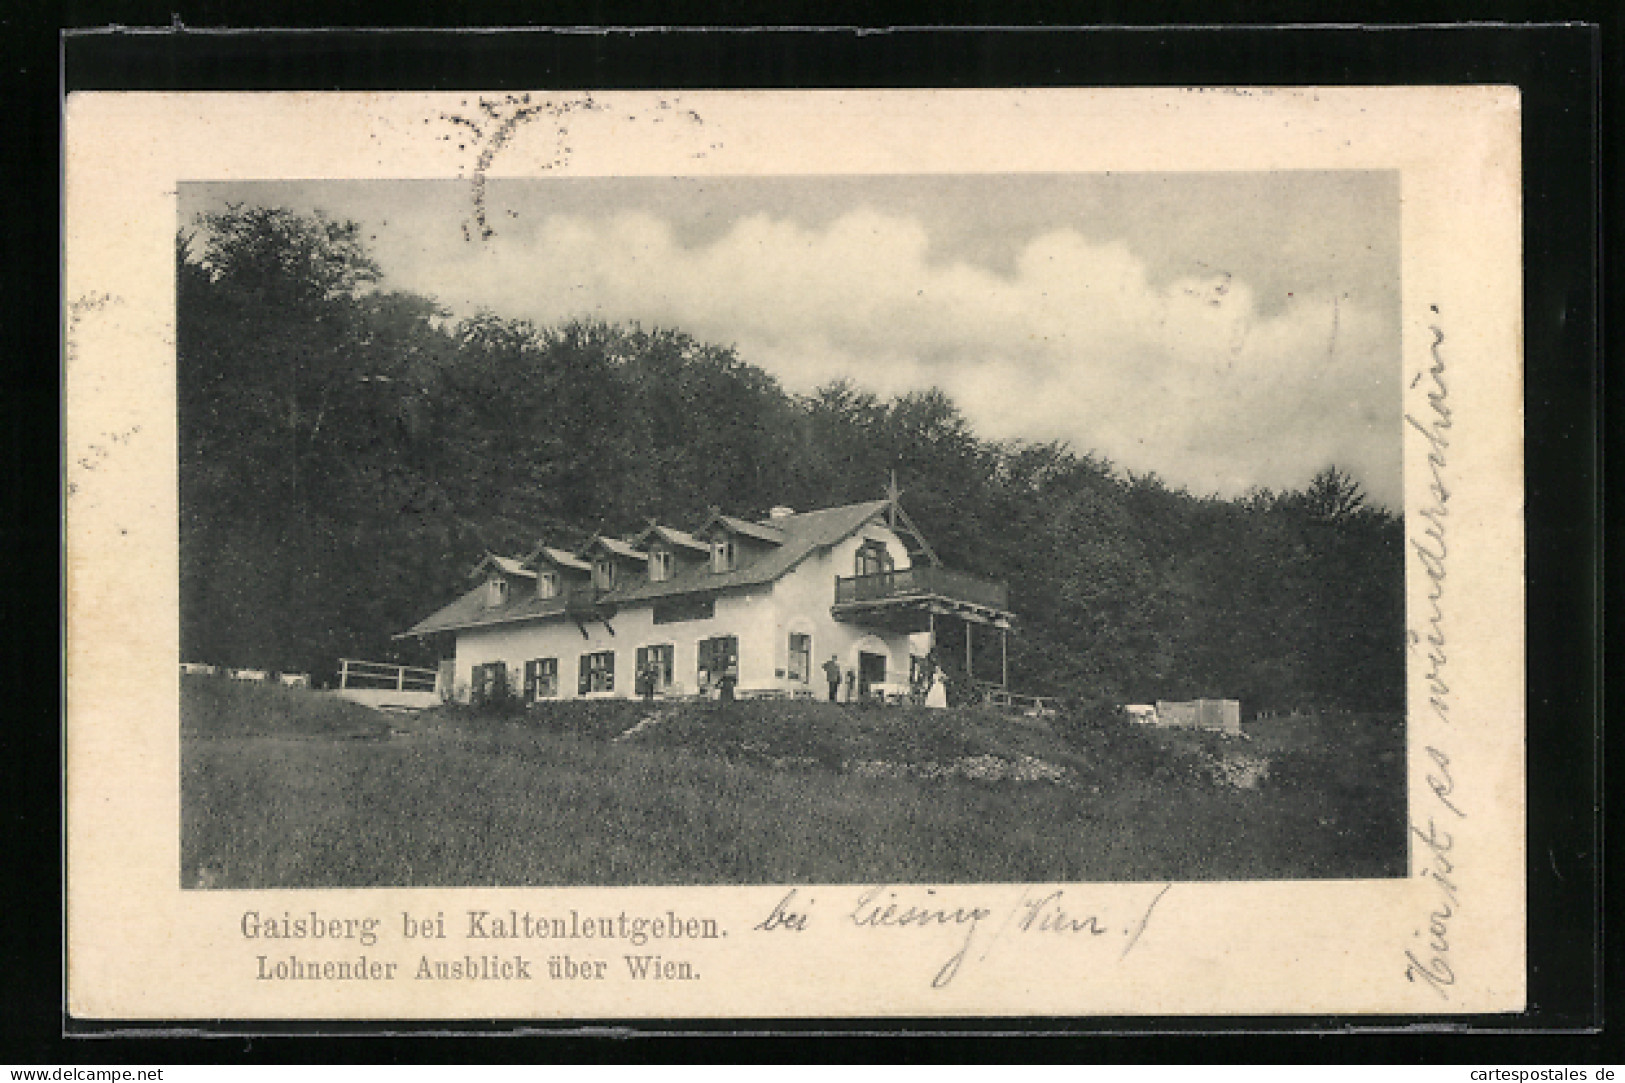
(634, 522), (710, 554)
(603, 500), (889, 604)
(403, 499), (893, 637)
(698, 512), (787, 546)
(467, 553), (536, 580)
(405, 582), (576, 637)
(525, 545), (591, 574)
(584, 534), (649, 562)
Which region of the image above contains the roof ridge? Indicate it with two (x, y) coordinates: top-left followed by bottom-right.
(754, 497), (888, 521)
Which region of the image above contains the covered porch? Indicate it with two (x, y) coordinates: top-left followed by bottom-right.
(831, 566), (1015, 690)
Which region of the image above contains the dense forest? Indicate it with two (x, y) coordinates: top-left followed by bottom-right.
(177, 206), (1404, 713)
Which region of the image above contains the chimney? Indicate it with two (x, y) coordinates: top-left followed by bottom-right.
(768, 506), (796, 520)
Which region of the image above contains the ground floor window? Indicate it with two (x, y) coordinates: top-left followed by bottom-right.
(696, 635), (738, 691)
(524, 657), (558, 700)
(787, 633), (812, 683)
(635, 644), (674, 694)
(578, 650), (615, 694)
(471, 661), (509, 705)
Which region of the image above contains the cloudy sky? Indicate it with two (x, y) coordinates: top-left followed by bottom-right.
(184, 173), (1401, 509)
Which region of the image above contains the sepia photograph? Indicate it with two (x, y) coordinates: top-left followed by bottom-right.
(175, 170), (1406, 890)
(65, 87), (1528, 1019)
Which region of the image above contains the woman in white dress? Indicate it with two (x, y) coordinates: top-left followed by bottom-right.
(925, 665), (949, 709)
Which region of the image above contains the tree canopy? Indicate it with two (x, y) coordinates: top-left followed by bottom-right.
(178, 206), (1403, 713)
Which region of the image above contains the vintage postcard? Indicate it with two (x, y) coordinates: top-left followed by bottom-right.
(64, 87), (1523, 1019)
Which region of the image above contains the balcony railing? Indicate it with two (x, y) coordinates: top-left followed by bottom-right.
(834, 566), (1009, 612)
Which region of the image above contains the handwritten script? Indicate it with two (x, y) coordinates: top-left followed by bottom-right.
(754, 883), (1171, 988)
(1403, 306), (1466, 999)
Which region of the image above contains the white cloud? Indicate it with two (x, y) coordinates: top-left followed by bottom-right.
(392, 208), (1399, 507)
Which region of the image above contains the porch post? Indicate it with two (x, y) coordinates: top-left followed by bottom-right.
(1001, 628), (1008, 690)
(928, 609), (935, 653)
(965, 620), (973, 685)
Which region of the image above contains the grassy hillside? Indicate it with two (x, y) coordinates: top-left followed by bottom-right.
(181, 677), (1407, 888)
(182, 675), (394, 739)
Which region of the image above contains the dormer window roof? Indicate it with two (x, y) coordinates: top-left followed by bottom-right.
(524, 545), (591, 575)
(468, 553), (537, 581)
(697, 512), (786, 546)
(632, 522), (710, 555)
(582, 534), (650, 564)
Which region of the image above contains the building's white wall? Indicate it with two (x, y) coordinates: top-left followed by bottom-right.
(450, 517), (928, 702)
(454, 587), (791, 701)
(765, 522), (926, 698)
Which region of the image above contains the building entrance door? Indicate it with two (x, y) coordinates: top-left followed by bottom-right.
(858, 651), (887, 699)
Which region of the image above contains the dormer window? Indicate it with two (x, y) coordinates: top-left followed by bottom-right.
(485, 576), (509, 607)
(537, 571), (559, 599)
(649, 549), (674, 582)
(711, 536), (736, 574)
(593, 559), (616, 591)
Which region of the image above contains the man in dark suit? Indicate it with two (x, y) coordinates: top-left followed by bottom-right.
(822, 655), (843, 703)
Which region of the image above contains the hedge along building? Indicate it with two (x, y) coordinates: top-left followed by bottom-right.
(400, 492), (1014, 704)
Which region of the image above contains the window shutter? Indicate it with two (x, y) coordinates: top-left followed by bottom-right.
(604, 652), (615, 692)
(491, 662), (507, 698)
(472, 665), (487, 702)
(579, 655), (591, 695)
(524, 660), (537, 700)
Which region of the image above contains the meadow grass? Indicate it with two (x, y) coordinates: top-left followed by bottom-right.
(180, 678), (1406, 888)
(182, 675), (394, 739)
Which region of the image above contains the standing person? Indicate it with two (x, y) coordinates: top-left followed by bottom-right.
(844, 667), (857, 704)
(925, 664), (949, 709)
(640, 660), (657, 703)
(822, 655), (843, 703)
(718, 664), (738, 703)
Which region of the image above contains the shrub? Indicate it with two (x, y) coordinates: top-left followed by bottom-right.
(1049, 702), (1170, 783)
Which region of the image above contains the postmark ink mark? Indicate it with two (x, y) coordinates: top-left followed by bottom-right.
(439, 93), (606, 242)
(65, 291), (122, 364)
(438, 94), (710, 242)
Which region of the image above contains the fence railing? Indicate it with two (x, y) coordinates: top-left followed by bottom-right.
(980, 684), (1062, 716)
(339, 658), (439, 693)
(834, 565), (1009, 611)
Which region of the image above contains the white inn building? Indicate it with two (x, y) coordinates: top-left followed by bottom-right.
(401, 495), (1014, 704)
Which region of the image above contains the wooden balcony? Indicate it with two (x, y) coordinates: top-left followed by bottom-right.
(832, 566), (1012, 627)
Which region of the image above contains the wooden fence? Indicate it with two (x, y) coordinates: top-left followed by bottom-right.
(979, 684), (1062, 716)
(339, 659), (440, 694)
